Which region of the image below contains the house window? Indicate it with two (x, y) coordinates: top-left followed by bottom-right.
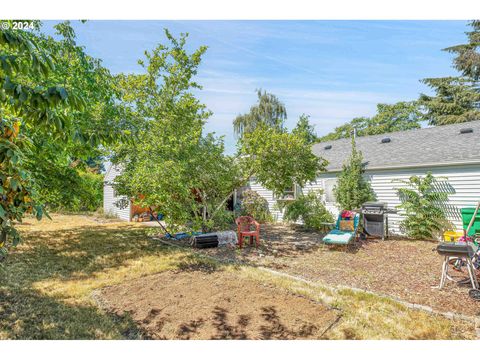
(277, 184), (297, 201)
(324, 179), (337, 203)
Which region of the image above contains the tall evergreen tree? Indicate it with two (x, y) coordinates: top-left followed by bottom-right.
(333, 138), (376, 210)
(419, 20), (480, 125)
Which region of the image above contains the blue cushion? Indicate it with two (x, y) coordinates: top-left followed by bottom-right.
(323, 232), (354, 245)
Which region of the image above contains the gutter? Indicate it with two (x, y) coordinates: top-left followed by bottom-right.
(323, 159), (480, 174)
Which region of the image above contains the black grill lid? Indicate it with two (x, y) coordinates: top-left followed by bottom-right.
(362, 202), (387, 208)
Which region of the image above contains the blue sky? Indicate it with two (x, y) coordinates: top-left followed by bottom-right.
(43, 20), (468, 154)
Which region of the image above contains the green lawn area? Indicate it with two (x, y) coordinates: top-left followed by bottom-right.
(0, 214), (475, 339)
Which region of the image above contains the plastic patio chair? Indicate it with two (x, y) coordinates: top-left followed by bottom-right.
(235, 216), (260, 248)
(322, 212), (361, 246)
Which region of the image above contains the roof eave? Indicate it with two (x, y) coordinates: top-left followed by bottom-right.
(323, 159), (480, 173)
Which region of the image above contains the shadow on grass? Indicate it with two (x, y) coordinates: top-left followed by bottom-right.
(0, 287), (148, 340)
(4, 225), (189, 286)
(0, 223), (200, 339)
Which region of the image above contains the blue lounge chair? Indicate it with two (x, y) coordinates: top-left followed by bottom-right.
(322, 212), (360, 246)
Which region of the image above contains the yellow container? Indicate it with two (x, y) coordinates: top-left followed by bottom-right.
(443, 230), (464, 242)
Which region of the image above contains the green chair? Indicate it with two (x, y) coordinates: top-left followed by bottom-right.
(323, 213), (360, 245)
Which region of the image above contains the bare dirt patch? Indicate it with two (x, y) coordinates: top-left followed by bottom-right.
(98, 269), (340, 340)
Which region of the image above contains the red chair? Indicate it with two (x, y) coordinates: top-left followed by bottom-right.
(235, 216), (260, 248)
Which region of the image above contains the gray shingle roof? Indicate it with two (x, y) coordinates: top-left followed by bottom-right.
(312, 120), (480, 172)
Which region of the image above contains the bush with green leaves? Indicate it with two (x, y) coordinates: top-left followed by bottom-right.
(282, 190), (334, 230)
(396, 173), (453, 240)
(240, 190), (272, 223)
(210, 208), (235, 231)
(39, 169), (103, 212)
(333, 138), (376, 210)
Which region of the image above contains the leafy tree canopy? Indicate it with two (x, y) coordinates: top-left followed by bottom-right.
(238, 124), (326, 197)
(320, 101), (421, 141)
(233, 89), (287, 137)
(292, 114), (319, 144)
(112, 33), (326, 232)
(1, 21), (129, 252)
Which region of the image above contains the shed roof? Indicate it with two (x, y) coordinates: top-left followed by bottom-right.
(312, 120), (480, 172)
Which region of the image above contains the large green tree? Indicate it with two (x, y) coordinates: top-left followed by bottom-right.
(320, 101), (421, 141)
(419, 21), (480, 125)
(0, 23), (82, 250)
(233, 89), (287, 137)
(1, 21), (126, 253)
(112, 32), (325, 232)
(28, 21), (131, 210)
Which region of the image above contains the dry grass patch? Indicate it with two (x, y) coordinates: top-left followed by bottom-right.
(0, 214), (476, 340)
(237, 267), (476, 339)
(0, 214), (208, 339)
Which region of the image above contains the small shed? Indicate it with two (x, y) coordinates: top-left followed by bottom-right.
(103, 164), (131, 221)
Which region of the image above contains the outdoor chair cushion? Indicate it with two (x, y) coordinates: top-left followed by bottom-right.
(339, 220), (355, 231)
(322, 229), (354, 245)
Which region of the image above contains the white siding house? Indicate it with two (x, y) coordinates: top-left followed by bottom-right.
(249, 121), (480, 235)
(103, 164), (131, 221)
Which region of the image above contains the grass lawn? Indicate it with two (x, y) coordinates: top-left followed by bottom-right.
(0, 214), (476, 339)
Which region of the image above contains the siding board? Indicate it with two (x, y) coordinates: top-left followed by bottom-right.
(249, 164), (480, 236)
(103, 165), (131, 221)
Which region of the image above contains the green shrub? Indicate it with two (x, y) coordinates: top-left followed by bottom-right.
(282, 190), (334, 230)
(74, 171), (103, 212)
(42, 170), (103, 212)
(211, 208), (235, 231)
(334, 138), (376, 210)
(240, 190), (272, 223)
(396, 173), (453, 240)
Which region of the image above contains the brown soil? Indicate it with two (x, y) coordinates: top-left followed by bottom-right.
(163, 224), (480, 317)
(99, 269), (340, 340)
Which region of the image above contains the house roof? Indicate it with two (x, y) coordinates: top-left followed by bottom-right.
(312, 120), (480, 172)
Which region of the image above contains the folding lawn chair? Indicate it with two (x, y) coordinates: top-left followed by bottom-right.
(322, 212), (360, 246)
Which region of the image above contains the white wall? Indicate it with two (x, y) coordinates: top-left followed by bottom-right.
(103, 165), (131, 221)
(250, 164), (480, 235)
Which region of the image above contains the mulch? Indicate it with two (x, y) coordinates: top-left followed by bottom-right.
(161, 224), (480, 317)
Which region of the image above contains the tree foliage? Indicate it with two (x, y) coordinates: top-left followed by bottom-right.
(1, 21), (125, 253)
(233, 89), (287, 137)
(396, 173), (453, 239)
(333, 138), (376, 210)
(238, 124), (326, 198)
(320, 102), (421, 141)
(112, 33), (326, 232)
(112, 30), (222, 231)
(239, 190), (272, 223)
(0, 25), (79, 250)
(419, 21), (480, 125)
(292, 114), (319, 144)
(282, 190), (334, 230)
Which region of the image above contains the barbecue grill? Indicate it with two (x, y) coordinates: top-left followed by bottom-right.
(361, 202), (396, 240)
